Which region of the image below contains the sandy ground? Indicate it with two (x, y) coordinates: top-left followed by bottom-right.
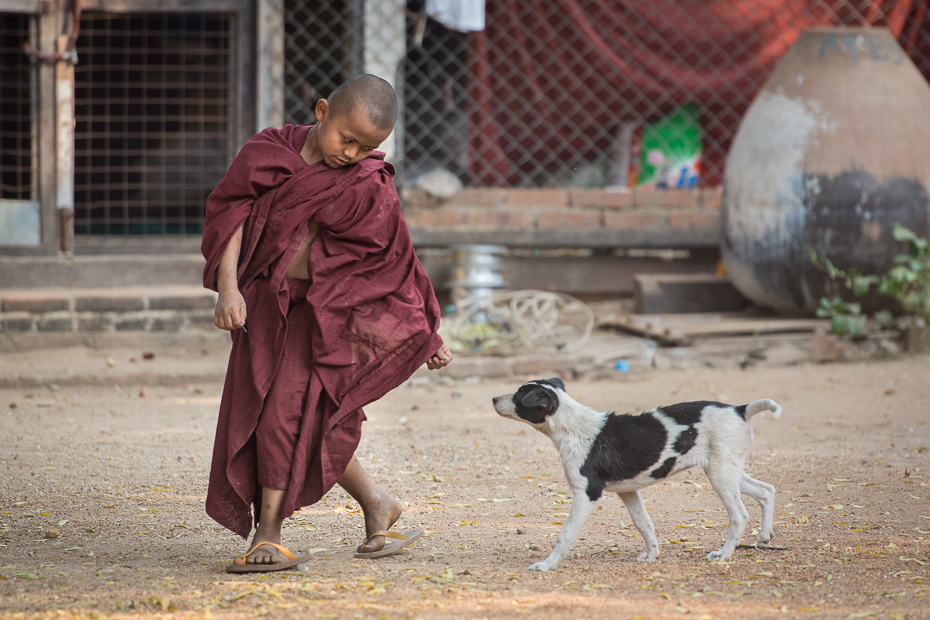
(1, 352), (929, 619)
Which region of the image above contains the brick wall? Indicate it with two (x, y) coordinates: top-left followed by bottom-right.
(0, 288), (218, 334)
(0, 188), (722, 334)
(402, 187), (722, 247)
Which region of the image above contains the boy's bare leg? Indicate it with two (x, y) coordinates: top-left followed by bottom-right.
(234, 487), (287, 564)
(338, 455), (403, 553)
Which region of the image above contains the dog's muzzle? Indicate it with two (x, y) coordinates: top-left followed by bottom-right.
(492, 393), (516, 418)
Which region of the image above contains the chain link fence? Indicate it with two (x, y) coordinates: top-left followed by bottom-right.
(287, 0), (930, 190)
(0, 12), (34, 202)
(4, 1), (930, 239)
(73, 13), (233, 235)
(284, 0), (359, 126)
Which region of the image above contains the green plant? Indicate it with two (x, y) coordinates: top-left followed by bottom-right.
(808, 253), (878, 297)
(876, 223), (930, 323)
(815, 297), (866, 337)
(809, 223), (930, 335)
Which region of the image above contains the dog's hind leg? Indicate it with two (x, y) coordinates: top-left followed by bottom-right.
(704, 465), (749, 562)
(529, 493), (595, 571)
(618, 490), (659, 561)
(739, 471), (776, 548)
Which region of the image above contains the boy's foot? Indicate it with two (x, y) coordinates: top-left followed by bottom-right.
(234, 534), (286, 565)
(357, 494), (404, 554)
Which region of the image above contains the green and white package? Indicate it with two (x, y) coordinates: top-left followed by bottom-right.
(638, 104), (702, 189)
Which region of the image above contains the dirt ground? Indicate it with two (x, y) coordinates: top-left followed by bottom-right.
(1, 350), (929, 619)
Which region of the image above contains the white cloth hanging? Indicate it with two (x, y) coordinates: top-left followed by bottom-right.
(425, 0), (485, 32)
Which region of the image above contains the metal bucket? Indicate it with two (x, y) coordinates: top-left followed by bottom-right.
(447, 244), (507, 308)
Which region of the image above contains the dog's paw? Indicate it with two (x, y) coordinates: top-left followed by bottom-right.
(635, 551), (657, 562)
(528, 561), (553, 572)
(756, 533), (773, 548)
(705, 550), (731, 562)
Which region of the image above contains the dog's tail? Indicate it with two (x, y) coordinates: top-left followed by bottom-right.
(744, 399), (782, 419)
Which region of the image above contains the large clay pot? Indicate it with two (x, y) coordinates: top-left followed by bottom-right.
(723, 27), (930, 313)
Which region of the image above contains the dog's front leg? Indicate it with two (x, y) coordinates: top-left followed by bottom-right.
(529, 493), (594, 571)
(618, 490), (659, 561)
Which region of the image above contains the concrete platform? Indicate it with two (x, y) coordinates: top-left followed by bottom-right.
(0, 250), (719, 295)
(0, 286), (217, 335)
(0, 325), (835, 390)
(633, 273), (746, 313)
(0, 255), (207, 289)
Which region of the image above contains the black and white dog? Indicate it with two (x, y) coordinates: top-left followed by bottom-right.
(492, 378), (781, 571)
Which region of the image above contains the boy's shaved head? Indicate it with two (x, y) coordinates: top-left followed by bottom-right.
(328, 74), (398, 131)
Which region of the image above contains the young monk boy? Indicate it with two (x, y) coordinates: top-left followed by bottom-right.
(201, 74), (452, 572)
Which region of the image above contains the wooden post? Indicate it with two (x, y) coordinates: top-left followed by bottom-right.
(55, 34), (75, 256)
(608, 122), (634, 188)
(363, 0), (405, 163)
(256, 0), (284, 131)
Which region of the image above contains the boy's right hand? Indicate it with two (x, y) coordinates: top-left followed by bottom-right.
(214, 289), (248, 331)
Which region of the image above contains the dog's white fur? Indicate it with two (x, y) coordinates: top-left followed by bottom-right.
(493, 380), (781, 571)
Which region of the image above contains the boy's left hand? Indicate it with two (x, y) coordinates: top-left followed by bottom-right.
(426, 345), (453, 370)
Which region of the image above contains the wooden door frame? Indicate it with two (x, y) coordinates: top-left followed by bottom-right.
(1, 0), (257, 257)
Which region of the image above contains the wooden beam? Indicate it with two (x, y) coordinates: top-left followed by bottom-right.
(80, 0), (241, 12)
(0, 0), (54, 14)
(603, 313), (828, 346)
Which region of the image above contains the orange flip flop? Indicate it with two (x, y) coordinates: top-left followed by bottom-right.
(225, 541), (312, 573)
(353, 528), (424, 559)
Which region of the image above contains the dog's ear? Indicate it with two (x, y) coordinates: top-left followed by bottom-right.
(514, 384), (559, 424)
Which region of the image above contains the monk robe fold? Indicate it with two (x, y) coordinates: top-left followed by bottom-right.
(202, 125), (443, 537)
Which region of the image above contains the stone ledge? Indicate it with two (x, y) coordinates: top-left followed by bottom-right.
(0, 309), (216, 334)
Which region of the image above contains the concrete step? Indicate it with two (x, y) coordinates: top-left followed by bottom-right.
(0, 285), (217, 335)
(2, 249), (721, 297)
(633, 273), (746, 313)
(0, 254), (205, 289)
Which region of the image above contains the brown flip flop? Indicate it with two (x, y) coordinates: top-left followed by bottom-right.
(225, 541), (312, 573)
(353, 528), (424, 559)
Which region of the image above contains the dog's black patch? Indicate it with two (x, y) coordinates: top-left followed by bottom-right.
(734, 404), (747, 420)
(513, 382), (560, 424)
(580, 412), (667, 501)
(672, 426), (698, 455)
(659, 401), (719, 426)
(650, 456), (677, 479)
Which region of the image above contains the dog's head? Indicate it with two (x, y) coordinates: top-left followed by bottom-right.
(492, 378), (565, 428)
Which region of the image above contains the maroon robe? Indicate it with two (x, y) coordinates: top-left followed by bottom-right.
(201, 125), (443, 537)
